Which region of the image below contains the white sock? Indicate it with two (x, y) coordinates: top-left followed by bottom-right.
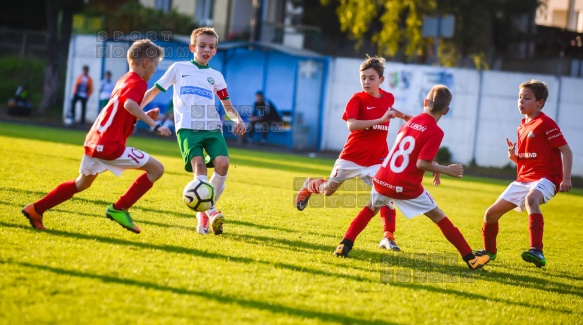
(196, 174), (208, 181)
(210, 172), (227, 202)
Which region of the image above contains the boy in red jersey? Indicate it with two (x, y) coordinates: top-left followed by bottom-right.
(295, 56), (411, 251)
(334, 84), (490, 270)
(22, 39), (172, 233)
(476, 79), (573, 267)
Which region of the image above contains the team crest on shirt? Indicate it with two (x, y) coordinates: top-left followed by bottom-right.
(528, 130), (535, 138)
(207, 77), (215, 85)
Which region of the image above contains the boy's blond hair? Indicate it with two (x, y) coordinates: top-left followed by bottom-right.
(191, 27), (219, 45)
(127, 39), (164, 64)
(520, 79), (549, 107)
(426, 85), (452, 114)
(360, 55), (386, 78)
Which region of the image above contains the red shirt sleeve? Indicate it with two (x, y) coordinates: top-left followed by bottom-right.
(121, 79), (147, 106)
(342, 95), (361, 121)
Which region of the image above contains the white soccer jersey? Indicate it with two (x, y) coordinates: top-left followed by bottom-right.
(155, 60), (227, 131)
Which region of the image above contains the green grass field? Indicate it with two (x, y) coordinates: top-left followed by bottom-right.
(1, 121), (582, 324)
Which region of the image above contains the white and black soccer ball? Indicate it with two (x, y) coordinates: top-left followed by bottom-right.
(183, 179), (215, 212)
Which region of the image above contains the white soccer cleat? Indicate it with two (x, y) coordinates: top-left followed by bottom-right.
(379, 237), (401, 252)
(196, 211), (209, 234)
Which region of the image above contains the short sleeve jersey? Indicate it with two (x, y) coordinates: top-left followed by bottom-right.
(516, 112), (567, 190)
(373, 113), (443, 200)
(155, 60), (227, 131)
(84, 72), (146, 160)
(339, 89), (395, 167)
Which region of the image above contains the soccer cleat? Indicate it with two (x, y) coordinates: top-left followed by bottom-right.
(196, 211), (209, 234)
(521, 248), (546, 268)
(466, 254), (490, 270)
(105, 204), (141, 234)
(209, 210), (225, 235)
(334, 239), (354, 258)
(473, 249), (497, 261)
(296, 178), (314, 211)
(379, 237), (401, 252)
(22, 203), (46, 230)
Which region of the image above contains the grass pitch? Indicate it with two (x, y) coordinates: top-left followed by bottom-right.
(0, 121), (582, 324)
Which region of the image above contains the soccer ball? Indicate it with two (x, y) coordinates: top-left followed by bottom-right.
(183, 179), (215, 212)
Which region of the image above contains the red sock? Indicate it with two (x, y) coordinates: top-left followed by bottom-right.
(380, 205), (396, 234)
(309, 178), (326, 194)
(344, 206), (375, 242)
(528, 213), (544, 250)
(436, 217), (472, 257)
(114, 173), (153, 211)
(35, 180), (79, 214)
(482, 222), (499, 254)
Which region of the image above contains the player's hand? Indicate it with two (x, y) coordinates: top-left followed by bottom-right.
(559, 178), (572, 192)
(445, 163), (463, 178)
(233, 120), (246, 136)
(156, 126), (171, 137)
(431, 161), (441, 186)
(506, 138), (517, 160)
(146, 108), (160, 121)
(432, 172), (441, 186)
(380, 109), (397, 123)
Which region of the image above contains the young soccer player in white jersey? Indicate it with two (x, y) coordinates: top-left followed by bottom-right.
(334, 85), (490, 270)
(295, 56), (411, 251)
(22, 39), (172, 233)
(141, 27), (246, 235)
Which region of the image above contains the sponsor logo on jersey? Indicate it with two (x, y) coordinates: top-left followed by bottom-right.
(181, 74), (189, 77)
(207, 77), (215, 85)
(180, 86), (212, 99)
(97, 145), (104, 152)
(546, 128), (558, 135)
(548, 133), (562, 140)
(372, 125), (389, 131)
(518, 152), (537, 158)
(366, 106), (375, 110)
(528, 131), (535, 138)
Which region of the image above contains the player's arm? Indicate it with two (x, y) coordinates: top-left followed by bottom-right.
(125, 98), (171, 136)
(506, 138), (518, 163)
(140, 86), (161, 109)
(346, 109), (396, 131)
(558, 144), (573, 192)
(390, 107), (412, 121)
(220, 98), (246, 136)
(417, 159), (463, 178)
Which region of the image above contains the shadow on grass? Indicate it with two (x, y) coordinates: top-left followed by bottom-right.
(0, 222), (378, 285)
(10, 260), (397, 325)
(389, 281), (575, 314)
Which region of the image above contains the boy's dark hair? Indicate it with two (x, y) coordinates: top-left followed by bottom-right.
(127, 39), (164, 64)
(426, 84), (452, 114)
(360, 55), (385, 78)
(191, 27), (219, 45)
(520, 79), (549, 106)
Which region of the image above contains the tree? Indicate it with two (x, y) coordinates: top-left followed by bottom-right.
(321, 0), (539, 68)
(39, 0), (84, 114)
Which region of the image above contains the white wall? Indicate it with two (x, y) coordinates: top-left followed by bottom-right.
(321, 57), (583, 177)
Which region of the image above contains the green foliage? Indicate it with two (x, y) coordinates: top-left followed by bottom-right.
(96, 1), (198, 36)
(1, 122), (582, 324)
(324, 0), (540, 67)
(436, 146), (453, 164)
(0, 56), (45, 110)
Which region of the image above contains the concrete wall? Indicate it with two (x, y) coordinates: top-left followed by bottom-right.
(321, 57), (583, 177)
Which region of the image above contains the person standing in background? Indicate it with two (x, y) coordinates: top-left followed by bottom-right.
(98, 71), (114, 114)
(70, 65), (93, 126)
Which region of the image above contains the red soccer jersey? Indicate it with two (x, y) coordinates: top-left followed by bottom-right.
(373, 113), (443, 200)
(339, 89), (395, 166)
(516, 112), (567, 191)
(84, 72), (147, 160)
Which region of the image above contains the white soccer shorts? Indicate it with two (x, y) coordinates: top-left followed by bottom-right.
(499, 178), (556, 212)
(80, 147), (150, 177)
(370, 186), (437, 219)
